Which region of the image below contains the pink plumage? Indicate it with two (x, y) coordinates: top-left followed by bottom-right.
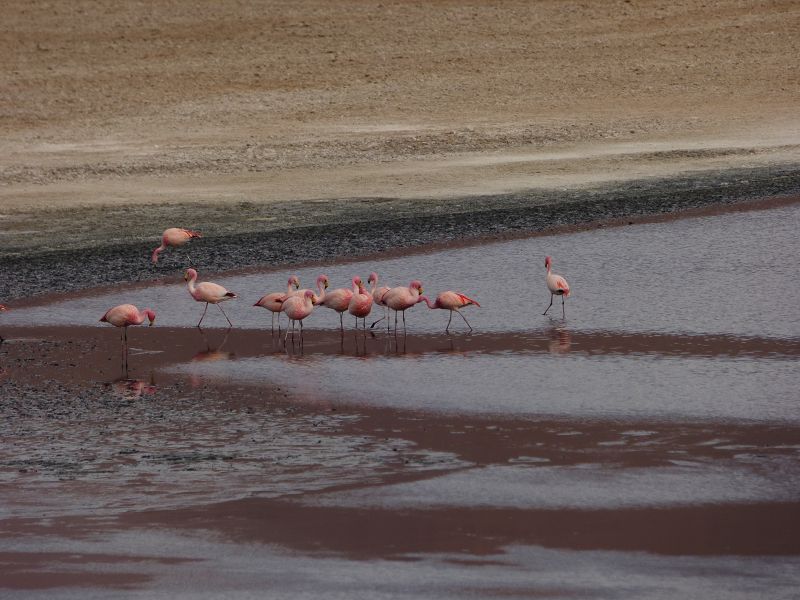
(254, 276), (300, 329)
(348, 277), (373, 327)
(319, 276), (358, 329)
(543, 256), (571, 318)
(419, 291), (479, 332)
(368, 271), (391, 328)
(99, 304), (156, 365)
(100, 304), (156, 328)
(184, 268), (237, 327)
(152, 228), (202, 263)
(281, 289), (316, 342)
(380, 280), (424, 330)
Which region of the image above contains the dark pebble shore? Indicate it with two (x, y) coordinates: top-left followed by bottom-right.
(2, 164), (799, 302)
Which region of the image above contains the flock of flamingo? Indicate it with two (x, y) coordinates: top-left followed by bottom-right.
(1, 227), (572, 349)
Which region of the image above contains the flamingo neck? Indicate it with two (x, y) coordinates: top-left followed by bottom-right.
(151, 244), (166, 263)
(418, 296), (436, 308)
(187, 272), (197, 295)
(134, 308), (155, 325)
(369, 276), (378, 294)
(315, 279), (326, 303)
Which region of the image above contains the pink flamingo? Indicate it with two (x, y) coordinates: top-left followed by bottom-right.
(368, 272), (391, 328)
(152, 228), (202, 264)
(419, 291), (480, 332)
(543, 256), (571, 318)
(348, 277), (373, 328)
(100, 304), (156, 367)
(184, 268), (237, 327)
(381, 280), (424, 331)
(254, 276), (301, 330)
(281, 289), (316, 343)
(318, 276), (358, 329)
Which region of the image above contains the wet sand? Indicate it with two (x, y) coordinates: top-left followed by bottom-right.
(2, 199), (799, 598)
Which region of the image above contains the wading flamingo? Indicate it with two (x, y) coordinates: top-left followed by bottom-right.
(543, 256), (571, 318)
(100, 304), (156, 368)
(184, 268), (237, 327)
(152, 228), (202, 264)
(381, 280), (424, 331)
(254, 276), (301, 330)
(419, 291), (480, 332)
(319, 276), (357, 329)
(281, 289), (316, 343)
(348, 277), (373, 329)
(368, 272), (391, 328)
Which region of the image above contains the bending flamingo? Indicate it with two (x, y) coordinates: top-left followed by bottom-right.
(254, 276), (301, 330)
(381, 280), (424, 331)
(184, 268), (237, 327)
(152, 228), (202, 264)
(368, 272), (391, 328)
(543, 256), (571, 318)
(281, 289), (316, 343)
(419, 291), (480, 332)
(319, 276), (357, 330)
(348, 277), (373, 329)
(100, 304), (156, 367)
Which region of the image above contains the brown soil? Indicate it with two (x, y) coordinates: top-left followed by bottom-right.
(1, 0), (798, 210)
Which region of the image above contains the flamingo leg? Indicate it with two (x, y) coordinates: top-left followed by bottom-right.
(369, 313), (385, 329)
(402, 310), (406, 330)
(543, 294), (553, 316)
(561, 295), (566, 319)
(217, 303), (233, 327)
(456, 310), (473, 330)
(339, 312), (344, 331)
(284, 319), (293, 344)
(198, 302), (209, 327)
(446, 310), (453, 332)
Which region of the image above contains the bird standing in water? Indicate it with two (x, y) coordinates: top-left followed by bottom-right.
(419, 291), (480, 332)
(381, 280), (424, 331)
(348, 277), (373, 329)
(368, 272), (391, 328)
(152, 228), (202, 264)
(282, 289), (316, 343)
(254, 276), (301, 330)
(100, 304), (156, 370)
(184, 268), (237, 327)
(543, 256), (570, 318)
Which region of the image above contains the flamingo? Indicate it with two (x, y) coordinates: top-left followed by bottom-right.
(419, 291), (480, 332)
(152, 228), (202, 264)
(254, 276), (301, 330)
(184, 268), (237, 327)
(368, 272), (391, 328)
(281, 289), (316, 343)
(318, 276), (358, 329)
(100, 304), (156, 367)
(348, 277), (373, 328)
(380, 280), (424, 331)
(543, 255), (571, 318)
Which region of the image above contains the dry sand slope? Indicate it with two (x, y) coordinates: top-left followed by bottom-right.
(0, 0), (798, 267)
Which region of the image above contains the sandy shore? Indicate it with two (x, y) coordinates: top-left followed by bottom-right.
(2, 1), (799, 265)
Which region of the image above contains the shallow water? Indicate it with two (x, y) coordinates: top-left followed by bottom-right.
(2, 203), (800, 598)
(6, 202), (800, 337)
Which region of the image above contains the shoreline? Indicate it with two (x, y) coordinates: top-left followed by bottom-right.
(2, 164), (799, 303)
